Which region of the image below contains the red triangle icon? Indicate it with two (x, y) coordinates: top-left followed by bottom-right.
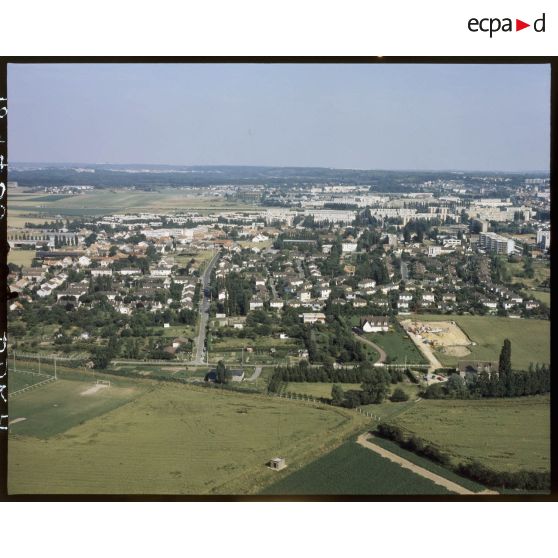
(516, 19), (530, 31)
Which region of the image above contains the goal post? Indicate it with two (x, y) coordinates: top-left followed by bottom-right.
(96, 379), (111, 387)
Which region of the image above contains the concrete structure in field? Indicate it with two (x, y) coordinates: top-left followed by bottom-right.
(268, 457), (287, 471)
(479, 232), (515, 255)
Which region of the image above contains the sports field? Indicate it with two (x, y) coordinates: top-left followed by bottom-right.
(261, 439), (452, 495)
(8, 381), (368, 494)
(410, 314), (549, 370)
(8, 370), (54, 393)
(388, 396), (550, 473)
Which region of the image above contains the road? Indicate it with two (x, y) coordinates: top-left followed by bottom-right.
(193, 252), (220, 364)
(246, 366), (263, 382)
(356, 433), (481, 495)
(353, 333), (387, 364)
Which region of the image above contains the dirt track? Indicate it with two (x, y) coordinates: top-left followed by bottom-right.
(356, 433), (497, 495)
(353, 334), (387, 364)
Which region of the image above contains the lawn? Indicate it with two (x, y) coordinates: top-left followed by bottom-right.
(388, 396), (550, 473)
(8, 249), (35, 267)
(261, 439), (452, 495)
(8, 383), (368, 494)
(8, 370), (53, 392)
(412, 314), (550, 370)
(364, 328), (428, 365)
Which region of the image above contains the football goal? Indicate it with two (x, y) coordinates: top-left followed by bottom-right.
(96, 379), (111, 387)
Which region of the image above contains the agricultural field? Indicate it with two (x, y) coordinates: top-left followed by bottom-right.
(364, 328), (428, 365)
(388, 396), (550, 473)
(410, 314), (549, 370)
(261, 439), (452, 495)
(7, 248), (35, 267)
(8, 382), (368, 494)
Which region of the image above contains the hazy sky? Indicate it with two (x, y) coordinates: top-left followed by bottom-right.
(8, 63), (551, 171)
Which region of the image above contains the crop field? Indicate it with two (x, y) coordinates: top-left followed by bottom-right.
(411, 314), (549, 370)
(364, 328), (428, 364)
(388, 396), (550, 473)
(261, 439), (452, 495)
(8, 382), (368, 494)
(369, 436), (487, 493)
(7, 249), (35, 267)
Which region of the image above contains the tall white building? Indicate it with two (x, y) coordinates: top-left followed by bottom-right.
(479, 232), (515, 255)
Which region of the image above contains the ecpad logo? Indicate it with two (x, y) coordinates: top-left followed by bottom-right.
(468, 13), (546, 37)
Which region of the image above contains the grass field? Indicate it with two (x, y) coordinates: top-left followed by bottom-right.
(388, 396), (550, 473)
(261, 439), (452, 495)
(8, 249), (35, 267)
(529, 290), (550, 307)
(411, 314), (550, 370)
(9, 374), (144, 438)
(8, 370), (53, 392)
(507, 259), (550, 289)
(9, 188), (260, 216)
(8, 382), (368, 494)
(364, 328), (428, 365)
(283, 382), (363, 399)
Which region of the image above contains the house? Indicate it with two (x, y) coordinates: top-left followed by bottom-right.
(458, 360), (498, 380)
(301, 312), (326, 325)
(360, 315), (389, 333)
(341, 242), (358, 253)
(205, 368), (245, 382)
(249, 297), (264, 310)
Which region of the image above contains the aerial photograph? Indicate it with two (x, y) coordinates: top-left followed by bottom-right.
(5, 63), (550, 496)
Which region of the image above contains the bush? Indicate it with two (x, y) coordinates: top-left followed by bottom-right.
(390, 387), (409, 402)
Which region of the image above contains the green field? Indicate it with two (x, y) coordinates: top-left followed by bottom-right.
(8, 381), (368, 494)
(261, 439), (452, 495)
(364, 328), (428, 365)
(412, 314), (550, 370)
(388, 396), (550, 473)
(8, 249), (35, 267)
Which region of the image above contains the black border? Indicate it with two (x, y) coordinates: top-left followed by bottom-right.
(0, 56), (555, 502)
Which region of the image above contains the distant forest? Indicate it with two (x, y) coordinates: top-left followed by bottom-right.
(9, 164), (546, 190)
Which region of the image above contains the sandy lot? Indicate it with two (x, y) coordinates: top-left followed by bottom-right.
(401, 319), (471, 352)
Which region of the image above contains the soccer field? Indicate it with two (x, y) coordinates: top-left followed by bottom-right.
(8, 382), (368, 494)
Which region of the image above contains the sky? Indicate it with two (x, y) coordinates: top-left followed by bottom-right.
(7, 63), (551, 172)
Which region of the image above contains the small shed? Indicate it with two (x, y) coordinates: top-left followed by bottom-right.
(268, 457), (287, 471)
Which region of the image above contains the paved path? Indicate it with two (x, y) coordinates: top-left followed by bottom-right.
(356, 433), (476, 495)
(353, 333), (387, 364)
(246, 366), (263, 382)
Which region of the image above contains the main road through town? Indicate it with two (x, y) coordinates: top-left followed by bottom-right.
(193, 251), (221, 364)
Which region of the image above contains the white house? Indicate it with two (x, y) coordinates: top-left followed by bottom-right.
(301, 312), (326, 324)
(360, 316), (389, 333)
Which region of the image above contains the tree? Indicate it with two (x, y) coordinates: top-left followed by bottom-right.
(361, 368), (390, 404)
(331, 384), (345, 406)
(498, 339), (512, 396)
(390, 387), (409, 402)
(216, 360), (231, 384)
